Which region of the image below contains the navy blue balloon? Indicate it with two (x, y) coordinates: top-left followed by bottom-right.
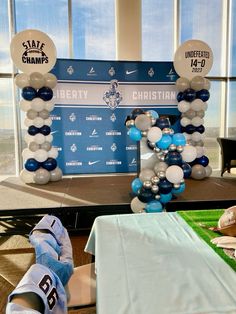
(138, 187), (155, 203)
(37, 87), (53, 101)
(155, 117), (171, 130)
(196, 89), (210, 101)
(177, 92), (184, 102)
(196, 125), (205, 134)
(41, 158), (57, 171)
(22, 86), (37, 101)
(25, 158), (40, 172)
(183, 88), (196, 102)
(40, 125), (51, 136)
(28, 125), (40, 136)
(165, 151), (182, 166)
(181, 162), (192, 178)
(196, 155), (209, 167)
(185, 124), (196, 134)
(131, 108), (144, 120)
(159, 179), (173, 194)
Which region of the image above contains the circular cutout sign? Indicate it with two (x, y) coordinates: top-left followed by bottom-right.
(173, 39), (213, 79)
(10, 29), (57, 74)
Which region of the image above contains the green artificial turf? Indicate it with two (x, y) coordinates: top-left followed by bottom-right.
(177, 209), (236, 272)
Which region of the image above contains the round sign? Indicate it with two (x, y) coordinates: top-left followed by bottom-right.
(173, 40), (213, 79)
(10, 29), (57, 74)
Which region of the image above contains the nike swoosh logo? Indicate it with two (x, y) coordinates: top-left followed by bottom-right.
(88, 160), (100, 165)
(126, 70), (137, 75)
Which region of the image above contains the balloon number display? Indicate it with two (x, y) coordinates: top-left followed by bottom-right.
(126, 109), (198, 213)
(10, 29), (62, 184)
(174, 40), (213, 180)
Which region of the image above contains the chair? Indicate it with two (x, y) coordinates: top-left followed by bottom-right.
(217, 137), (236, 176)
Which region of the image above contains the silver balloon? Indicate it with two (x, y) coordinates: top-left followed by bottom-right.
(20, 169), (34, 184)
(50, 167), (63, 182)
(15, 73), (29, 88)
(151, 176), (160, 185)
(196, 110), (205, 118)
(151, 185), (159, 194)
(176, 77), (190, 92)
(185, 109), (196, 119)
(191, 164), (206, 180)
(139, 168), (156, 182)
(27, 109), (38, 120)
(205, 165), (212, 177)
(135, 114), (152, 131)
(126, 119), (135, 128)
(34, 168), (50, 185)
(44, 73), (58, 89)
(190, 76), (205, 91)
(143, 180), (152, 189)
(29, 142), (40, 152)
(38, 109), (50, 119)
(130, 197), (146, 213)
(40, 141), (52, 151)
(29, 72), (45, 89)
(203, 78), (211, 90)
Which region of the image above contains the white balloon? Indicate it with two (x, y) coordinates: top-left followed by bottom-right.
(205, 165), (212, 177)
(33, 117), (44, 128)
(178, 100), (190, 113)
(202, 102), (208, 111)
(24, 133), (34, 144)
(203, 78), (211, 90)
(181, 145), (197, 162)
(180, 117), (191, 127)
(44, 117), (52, 127)
(130, 197), (146, 213)
(24, 117), (34, 128)
(190, 99), (204, 111)
(139, 168), (156, 182)
(173, 39), (213, 80)
(20, 169), (34, 184)
(44, 73), (57, 89)
(29, 72), (45, 89)
(135, 114), (152, 131)
(154, 161), (168, 174)
(44, 100), (55, 112)
(176, 77), (190, 92)
(20, 99), (31, 112)
(48, 147), (58, 159)
(30, 97), (45, 112)
(34, 149), (48, 162)
(191, 116), (204, 127)
(166, 165), (184, 184)
(15, 73), (29, 88)
(22, 148), (35, 161)
(10, 29), (57, 74)
(45, 134), (53, 143)
(147, 127), (162, 142)
(191, 132), (202, 142)
(34, 133), (46, 144)
(190, 76), (205, 91)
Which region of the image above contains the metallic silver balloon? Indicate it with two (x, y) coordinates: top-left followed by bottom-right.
(191, 164), (206, 180)
(44, 73), (58, 89)
(38, 109), (50, 119)
(40, 141), (52, 151)
(151, 185), (159, 194)
(29, 72), (45, 89)
(29, 141), (40, 152)
(143, 180), (152, 189)
(50, 167), (63, 182)
(151, 176), (160, 185)
(34, 168), (50, 185)
(27, 109), (38, 120)
(135, 114), (152, 131)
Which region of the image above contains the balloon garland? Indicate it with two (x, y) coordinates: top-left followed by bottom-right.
(126, 109), (197, 213)
(173, 39), (214, 180)
(10, 29), (62, 184)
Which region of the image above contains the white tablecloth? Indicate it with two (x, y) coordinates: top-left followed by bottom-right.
(85, 212), (236, 314)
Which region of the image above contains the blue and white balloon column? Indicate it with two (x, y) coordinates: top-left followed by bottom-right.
(126, 109), (197, 213)
(10, 29), (62, 184)
(174, 40), (214, 180)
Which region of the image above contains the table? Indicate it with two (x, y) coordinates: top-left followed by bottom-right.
(85, 212), (236, 314)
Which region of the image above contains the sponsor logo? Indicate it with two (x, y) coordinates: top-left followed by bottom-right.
(51, 115), (61, 121)
(110, 113), (116, 122)
(103, 80), (122, 110)
(50, 131), (58, 135)
(70, 144), (77, 152)
(106, 160), (122, 165)
(69, 113), (76, 122)
(87, 66), (97, 76)
(89, 129), (99, 138)
(111, 143), (117, 152)
(166, 68), (176, 81)
(126, 145), (137, 151)
(65, 130), (82, 136)
(66, 160), (82, 166)
(86, 115), (102, 121)
(88, 160), (100, 165)
(108, 67), (115, 76)
(86, 145), (103, 151)
(21, 40), (48, 65)
(148, 67), (155, 77)
(125, 69), (137, 75)
(67, 65), (74, 75)
(105, 130), (121, 136)
(129, 158), (137, 166)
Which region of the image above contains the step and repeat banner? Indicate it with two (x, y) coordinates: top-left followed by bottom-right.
(50, 59), (179, 175)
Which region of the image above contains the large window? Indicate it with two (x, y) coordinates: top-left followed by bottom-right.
(0, 0), (235, 178)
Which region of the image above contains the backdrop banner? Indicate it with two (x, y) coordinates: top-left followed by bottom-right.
(50, 59), (179, 175)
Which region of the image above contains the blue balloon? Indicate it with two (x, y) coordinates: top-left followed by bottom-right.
(177, 92), (184, 102)
(28, 125), (40, 136)
(196, 125), (205, 134)
(172, 183), (186, 195)
(172, 133), (186, 146)
(25, 158), (40, 172)
(165, 151), (182, 166)
(196, 89), (210, 102)
(185, 124), (196, 134)
(131, 177), (143, 195)
(41, 158), (57, 171)
(155, 117), (171, 130)
(156, 134), (172, 149)
(181, 162), (192, 178)
(159, 192), (172, 204)
(145, 200), (163, 213)
(128, 126), (142, 141)
(196, 155), (209, 167)
(22, 86), (37, 101)
(183, 88), (196, 102)
(138, 187), (155, 203)
(148, 110), (159, 119)
(39, 125), (51, 136)
(37, 87), (53, 101)
(159, 179), (173, 194)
